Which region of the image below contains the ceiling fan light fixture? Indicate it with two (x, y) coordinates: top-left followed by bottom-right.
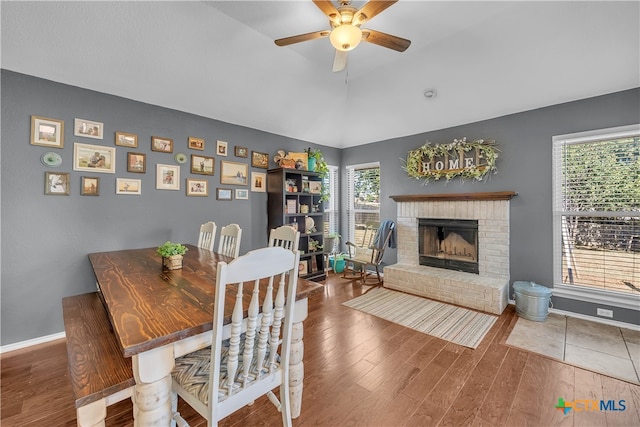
(330, 24), (362, 51)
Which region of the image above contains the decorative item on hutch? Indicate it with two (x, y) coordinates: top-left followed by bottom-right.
(305, 147), (328, 175)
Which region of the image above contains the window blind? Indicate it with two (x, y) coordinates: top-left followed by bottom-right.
(346, 163), (380, 245)
(323, 165), (339, 236)
(553, 126), (639, 296)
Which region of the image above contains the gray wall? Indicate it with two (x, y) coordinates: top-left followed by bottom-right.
(341, 88), (640, 325)
(2, 69), (638, 346)
(0, 70), (340, 345)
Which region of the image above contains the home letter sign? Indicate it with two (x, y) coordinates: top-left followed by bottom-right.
(403, 138), (499, 184)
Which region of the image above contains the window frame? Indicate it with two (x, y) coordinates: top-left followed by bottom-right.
(323, 165), (339, 236)
(552, 124), (640, 310)
(346, 162), (381, 245)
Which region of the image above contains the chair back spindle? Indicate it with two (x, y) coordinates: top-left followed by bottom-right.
(268, 225), (300, 253)
(218, 223), (242, 259)
(198, 221), (217, 251)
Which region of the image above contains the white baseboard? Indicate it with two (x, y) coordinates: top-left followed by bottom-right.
(548, 307), (640, 331)
(508, 298), (640, 331)
(0, 331), (65, 354)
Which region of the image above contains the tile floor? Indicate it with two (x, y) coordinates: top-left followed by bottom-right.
(506, 312), (640, 384)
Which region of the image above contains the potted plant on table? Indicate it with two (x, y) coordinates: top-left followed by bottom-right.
(157, 241), (188, 270)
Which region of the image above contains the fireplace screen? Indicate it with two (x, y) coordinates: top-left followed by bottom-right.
(418, 218), (479, 274)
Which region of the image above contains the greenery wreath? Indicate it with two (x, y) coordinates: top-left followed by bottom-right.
(403, 138), (499, 184)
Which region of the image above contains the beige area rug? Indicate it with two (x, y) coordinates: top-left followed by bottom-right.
(506, 313), (640, 384)
(342, 288), (498, 349)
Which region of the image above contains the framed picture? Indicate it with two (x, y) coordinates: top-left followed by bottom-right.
(156, 163), (180, 190)
(287, 152), (308, 170)
(127, 152), (146, 173)
(73, 142), (116, 173)
(81, 176), (100, 196)
(188, 136), (204, 151)
(116, 178), (141, 195)
(251, 171), (266, 192)
(235, 188), (249, 200)
(115, 131), (138, 147)
(45, 172), (70, 195)
(31, 116), (64, 148)
(220, 161), (248, 185)
(151, 136), (173, 153)
(298, 260), (309, 277)
(234, 146), (248, 158)
(309, 181), (322, 194)
(286, 179), (297, 193)
(251, 151), (269, 169)
(186, 178), (208, 196)
(191, 154), (215, 175)
(216, 188), (232, 200)
(217, 140), (228, 156)
(74, 118), (104, 139)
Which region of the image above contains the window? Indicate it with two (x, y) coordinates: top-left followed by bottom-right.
(347, 163), (380, 245)
(323, 165), (339, 236)
(552, 124), (639, 309)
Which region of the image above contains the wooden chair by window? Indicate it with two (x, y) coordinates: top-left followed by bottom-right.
(197, 221), (217, 251)
(171, 246), (300, 427)
(268, 225), (300, 253)
(323, 234), (340, 274)
(343, 220), (396, 286)
(356, 221), (380, 249)
(217, 223), (242, 259)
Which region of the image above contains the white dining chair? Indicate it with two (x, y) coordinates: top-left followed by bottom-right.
(217, 223), (242, 259)
(268, 225), (300, 253)
(197, 221), (217, 251)
(171, 246), (300, 427)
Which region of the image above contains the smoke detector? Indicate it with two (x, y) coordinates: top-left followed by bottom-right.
(424, 89), (437, 99)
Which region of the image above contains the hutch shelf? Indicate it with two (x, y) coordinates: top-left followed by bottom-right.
(267, 168), (326, 281)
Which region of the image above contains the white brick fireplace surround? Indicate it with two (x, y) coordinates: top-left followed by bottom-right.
(384, 192), (517, 315)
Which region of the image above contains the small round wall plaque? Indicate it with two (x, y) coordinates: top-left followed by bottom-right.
(41, 152), (62, 167)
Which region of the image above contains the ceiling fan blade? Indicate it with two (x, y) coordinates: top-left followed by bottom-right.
(362, 29), (411, 52)
(332, 50), (348, 72)
(313, 0), (341, 25)
(353, 1), (398, 25)
(275, 30), (330, 47)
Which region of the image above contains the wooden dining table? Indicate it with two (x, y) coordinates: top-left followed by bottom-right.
(88, 244), (323, 426)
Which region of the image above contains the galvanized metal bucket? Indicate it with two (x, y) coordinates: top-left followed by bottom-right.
(513, 281), (553, 322)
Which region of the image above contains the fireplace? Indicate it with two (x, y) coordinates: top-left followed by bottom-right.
(419, 218), (479, 274)
(384, 192), (517, 315)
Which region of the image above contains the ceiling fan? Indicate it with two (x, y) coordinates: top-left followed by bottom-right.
(275, 0), (411, 72)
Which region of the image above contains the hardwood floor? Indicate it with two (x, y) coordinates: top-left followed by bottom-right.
(2, 273), (640, 426)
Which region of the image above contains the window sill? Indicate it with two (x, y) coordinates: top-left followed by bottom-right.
(553, 283), (640, 311)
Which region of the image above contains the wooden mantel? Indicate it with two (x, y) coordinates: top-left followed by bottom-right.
(390, 191), (518, 202)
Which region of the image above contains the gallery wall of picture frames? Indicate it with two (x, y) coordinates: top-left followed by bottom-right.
(30, 114), (272, 199)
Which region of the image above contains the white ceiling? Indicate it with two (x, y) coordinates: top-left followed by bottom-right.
(2, 1), (638, 148)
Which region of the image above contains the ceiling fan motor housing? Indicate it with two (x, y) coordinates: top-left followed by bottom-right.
(329, 4), (361, 51)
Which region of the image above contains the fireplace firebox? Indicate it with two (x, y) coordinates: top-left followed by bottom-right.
(418, 218), (479, 274)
